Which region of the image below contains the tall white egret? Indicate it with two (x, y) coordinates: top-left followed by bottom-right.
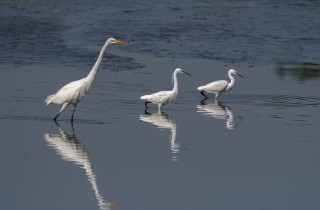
(140, 68), (191, 112)
(197, 69), (243, 99)
(45, 38), (125, 121)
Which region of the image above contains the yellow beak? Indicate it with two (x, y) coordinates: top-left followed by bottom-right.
(113, 39), (125, 44)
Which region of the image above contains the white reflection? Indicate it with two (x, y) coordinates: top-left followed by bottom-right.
(197, 99), (238, 130)
(139, 112), (180, 161)
(44, 122), (119, 210)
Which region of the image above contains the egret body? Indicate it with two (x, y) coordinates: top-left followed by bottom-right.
(45, 38), (125, 121)
(140, 68), (191, 112)
(197, 69), (243, 99)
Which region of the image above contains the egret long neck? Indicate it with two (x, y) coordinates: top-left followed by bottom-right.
(172, 71), (179, 96)
(86, 42), (110, 84)
(226, 72), (235, 91)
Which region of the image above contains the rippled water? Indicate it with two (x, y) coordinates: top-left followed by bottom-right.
(1, 0), (320, 68)
(1, 1), (320, 210)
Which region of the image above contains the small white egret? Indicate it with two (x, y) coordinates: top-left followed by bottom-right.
(197, 69), (244, 99)
(45, 38), (125, 121)
(140, 68), (191, 112)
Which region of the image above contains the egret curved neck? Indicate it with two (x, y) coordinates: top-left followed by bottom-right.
(86, 42), (110, 83)
(172, 71), (179, 94)
(226, 72), (235, 91)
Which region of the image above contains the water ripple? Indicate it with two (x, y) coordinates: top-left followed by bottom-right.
(0, 115), (112, 125)
(1, 1), (319, 68)
(233, 94), (320, 108)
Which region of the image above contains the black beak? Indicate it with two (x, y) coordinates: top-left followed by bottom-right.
(183, 70), (191, 76)
(237, 73), (244, 78)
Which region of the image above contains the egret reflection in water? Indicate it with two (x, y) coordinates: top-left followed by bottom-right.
(44, 122), (119, 210)
(139, 112), (180, 161)
(197, 99), (242, 130)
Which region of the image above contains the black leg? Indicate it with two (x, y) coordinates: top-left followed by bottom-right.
(144, 110), (151, 115)
(144, 102), (150, 109)
(71, 105), (77, 121)
(54, 103), (69, 121)
(200, 98), (207, 105)
(71, 120), (75, 134)
(200, 91), (208, 99)
(53, 113), (59, 121)
(54, 119), (61, 128)
(144, 102), (151, 113)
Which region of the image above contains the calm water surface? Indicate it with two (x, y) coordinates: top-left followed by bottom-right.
(1, 1), (320, 210)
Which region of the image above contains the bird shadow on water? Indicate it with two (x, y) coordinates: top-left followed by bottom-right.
(197, 99), (243, 130)
(44, 121), (120, 210)
(139, 111), (183, 162)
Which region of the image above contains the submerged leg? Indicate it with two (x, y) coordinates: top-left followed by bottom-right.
(200, 98), (207, 105)
(71, 119), (75, 134)
(200, 91), (208, 99)
(71, 104), (77, 121)
(53, 114), (59, 121)
(144, 110), (151, 115)
(54, 119), (61, 128)
(54, 103), (69, 121)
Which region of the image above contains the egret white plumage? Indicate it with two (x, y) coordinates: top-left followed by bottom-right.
(197, 69), (243, 99)
(45, 38), (125, 121)
(140, 68), (191, 112)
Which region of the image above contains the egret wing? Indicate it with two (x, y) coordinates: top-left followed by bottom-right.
(49, 79), (86, 104)
(202, 80), (228, 93)
(144, 90), (171, 104)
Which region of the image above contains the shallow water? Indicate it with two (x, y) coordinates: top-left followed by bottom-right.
(1, 1), (320, 210)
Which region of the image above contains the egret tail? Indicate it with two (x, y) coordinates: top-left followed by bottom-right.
(140, 95), (150, 100)
(45, 94), (55, 105)
(197, 86), (205, 92)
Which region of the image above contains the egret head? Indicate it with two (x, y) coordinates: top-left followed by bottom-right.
(107, 38), (125, 45)
(229, 69), (244, 78)
(175, 68), (191, 76)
